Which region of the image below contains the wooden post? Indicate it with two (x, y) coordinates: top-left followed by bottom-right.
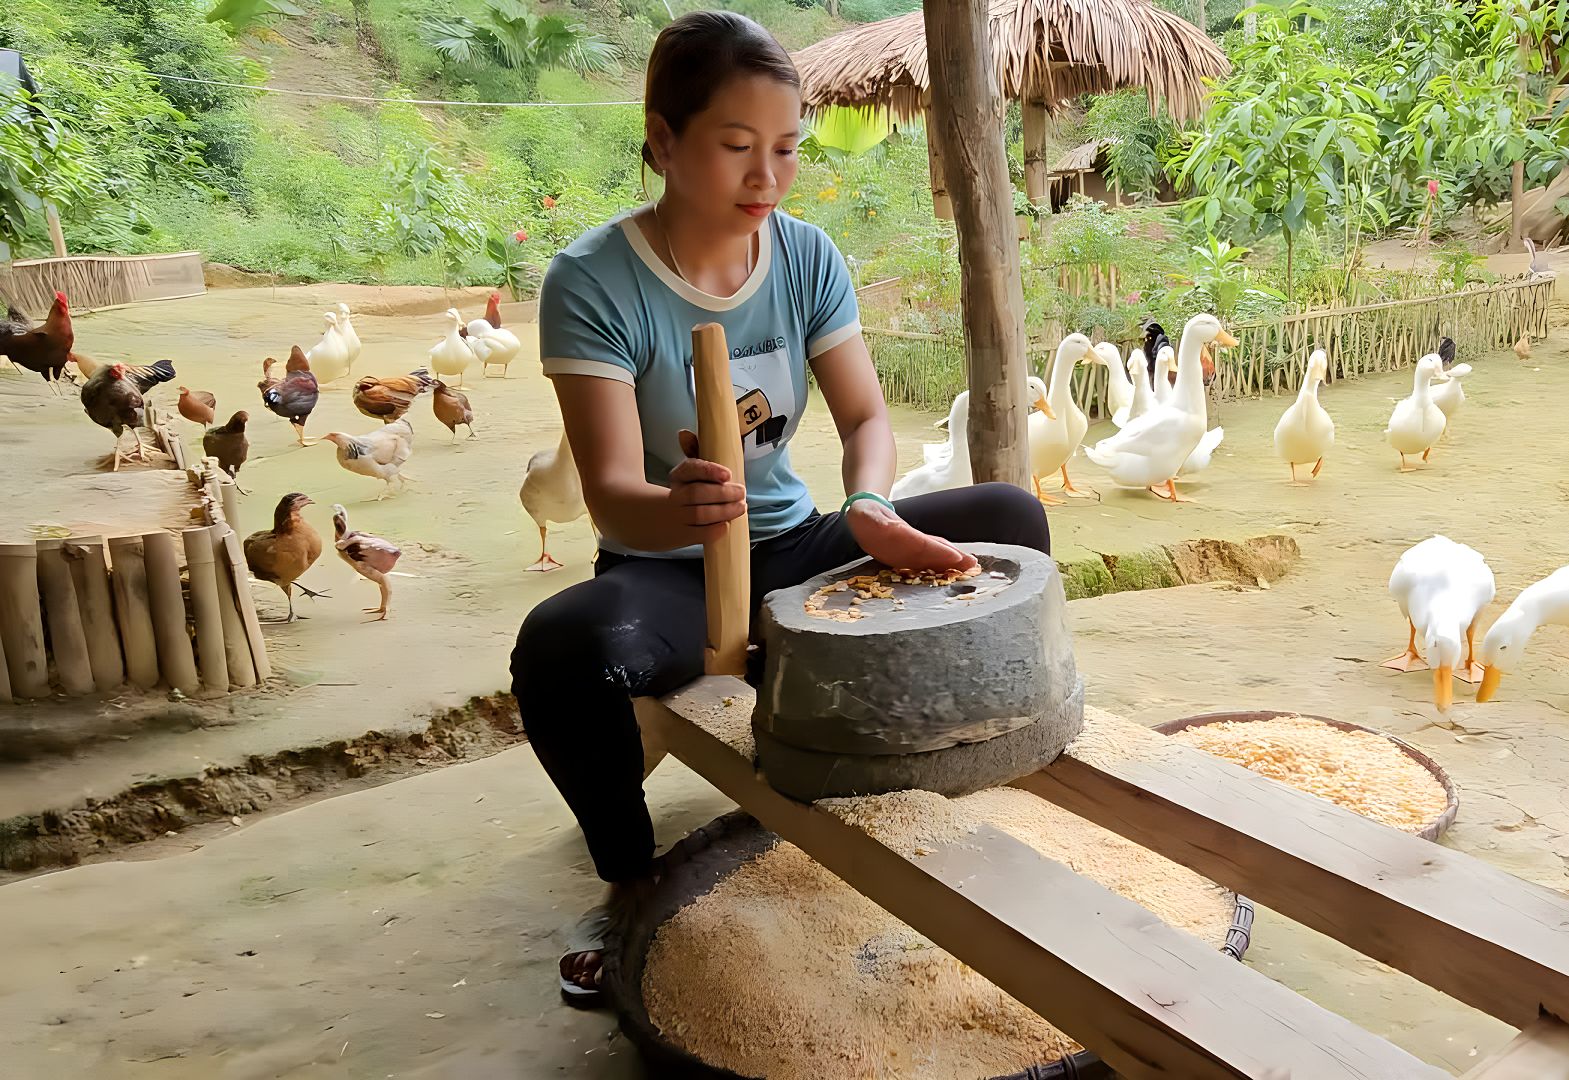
(45, 206), (66, 259)
(1023, 98), (1050, 208)
(183, 526), (230, 695)
(208, 525), (256, 690)
(0, 609), (9, 702)
(221, 526), (272, 682)
(35, 538), (96, 696)
(141, 530), (199, 696)
(922, 102), (954, 220)
(922, 0), (1032, 489)
(0, 543), (49, 699)
(65, 536), (125, 692)
(691, 323), (750, 678)
(107, 536), (161, 690)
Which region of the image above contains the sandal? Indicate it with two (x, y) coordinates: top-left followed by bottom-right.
(559, 905), (611, 1008)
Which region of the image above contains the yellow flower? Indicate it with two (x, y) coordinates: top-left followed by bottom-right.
(817, 187), (839, 202)
(868, 209), (877, 217)
(841, 231), (849, 237)
(853, 190), (861, 198)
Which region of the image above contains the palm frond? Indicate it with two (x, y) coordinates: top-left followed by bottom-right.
(419, 16), (483, 65)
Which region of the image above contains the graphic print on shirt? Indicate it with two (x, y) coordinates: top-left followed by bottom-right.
(730, 338), (798, 460)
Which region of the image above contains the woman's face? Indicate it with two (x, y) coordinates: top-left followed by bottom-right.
(652, 74), (801, 237)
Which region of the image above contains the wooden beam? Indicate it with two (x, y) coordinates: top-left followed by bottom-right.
(1023, 99), (1049, 207)
(921, 104), (953, 220)
(638, 680), (1448, 1080)
(1463, 1015), (1569, 1078)
(922, 0), (1030, 489)
(1016, 709), (1569, 1029)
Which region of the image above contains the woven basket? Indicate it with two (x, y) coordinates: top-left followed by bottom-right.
(602, 810), (1255, 1080)
(1153, 710), (1459, 842)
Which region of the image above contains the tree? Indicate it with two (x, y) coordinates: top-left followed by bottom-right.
(0, 88), (102, 261)
(1171, 1), (1383, 299)
(421, 0), (619, 97)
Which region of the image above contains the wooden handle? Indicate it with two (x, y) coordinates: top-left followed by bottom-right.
(692, 323), (750, 677)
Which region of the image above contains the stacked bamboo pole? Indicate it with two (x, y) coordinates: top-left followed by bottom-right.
(108, 535), (160, 691)
(0, 543), (49, 699)
(65, 536), (124, 692)
(35, 538), (96, 697)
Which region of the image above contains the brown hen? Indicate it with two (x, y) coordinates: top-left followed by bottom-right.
(352, 368), (434, 423)
(243, 493), (328, 622)
(431, 380), (475, 441)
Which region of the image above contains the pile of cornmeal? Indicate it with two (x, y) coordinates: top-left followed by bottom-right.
(641, 787), (1235, 1079)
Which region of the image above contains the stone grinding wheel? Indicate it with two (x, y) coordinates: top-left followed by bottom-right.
(753, 543), (1083, 800)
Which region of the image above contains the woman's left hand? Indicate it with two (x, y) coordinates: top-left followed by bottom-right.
(844, 498), (979, 573)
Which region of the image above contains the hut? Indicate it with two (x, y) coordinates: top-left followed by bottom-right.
(793, 0), (1228, 217)
(1047, 137), (1180, 210)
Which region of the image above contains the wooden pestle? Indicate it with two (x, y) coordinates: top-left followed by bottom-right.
(692, 322), (750, 678)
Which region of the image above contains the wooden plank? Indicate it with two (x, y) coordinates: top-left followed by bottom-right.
(1463, 1015), (1569, 1078)
(1016, 710), (1569, 1028)
(640, 680), (1448, 1080)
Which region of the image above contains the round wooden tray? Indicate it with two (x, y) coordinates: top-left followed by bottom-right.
(1153, 710), (1459, 842)
(602, 810), (1254, 1080)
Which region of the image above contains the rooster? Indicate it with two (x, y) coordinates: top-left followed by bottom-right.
(333, 504), (403, 620)
(259, 346), (319, 445)
(458, 291), (503, 340)
(80, 363), (148, 471)
(73, 354), (176, 396)
(1, 291), (73, 394)
(244, 493), (328, 622)
(352, 368), (434, 423)
(320, 417), (415, 500)
(203, 410), (251, 494)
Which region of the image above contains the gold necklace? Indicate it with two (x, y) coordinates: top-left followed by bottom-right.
(654, 201), (755, 287)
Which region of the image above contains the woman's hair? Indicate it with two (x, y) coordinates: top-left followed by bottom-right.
(641, 11), (800, 175)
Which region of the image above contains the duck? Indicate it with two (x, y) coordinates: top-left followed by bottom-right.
(1152, 345), (1178, 406)
(520, 431), (588, 572)
(1087, 341), (1133, 427)
(1383, 535), (1496, 710)
(893, 391), (971, 499)
(1084, 314), (1235, 502)
(429, 309), (477, 386)
(335, 303), (363, 374)
(1037, 335), (1092, 499)
(1385, 353), (1450, 470)
(306, 312), (352, 384)
(1123, 348), (1154, 425)
(465, 318), (522, 377)
(1162, 345), (1224, 476)
(1273, 348), (1335, 483)
(1430, 339), (1470, 437)
(1476, 565), (1569, 702)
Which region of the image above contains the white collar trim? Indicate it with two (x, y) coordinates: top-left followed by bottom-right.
(619, 205), (772, 312)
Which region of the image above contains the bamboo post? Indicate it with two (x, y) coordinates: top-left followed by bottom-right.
(220, 476), (239, 528)
(921, 102), (954, 221)
(691, 324), (750, 678)
(208, 525), (256, 690)
(222, 527), (271, 682)
(1022, 98), (1050, 208)
(65, 536), (124, 692)
(35, 538), (95, 697)
(923, 0), (1031, 490)
(0, 543), (48, 699)
(182, 526), (230, 695)
(107, 536), (160, 690)
(141, 530), (199, 696)
(0, 610), (9, 702)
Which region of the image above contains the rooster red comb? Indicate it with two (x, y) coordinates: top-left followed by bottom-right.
(54, 291), (68, 307)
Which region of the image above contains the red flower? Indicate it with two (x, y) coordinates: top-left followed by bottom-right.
(543, 196), (557, 209)
(1427, 179), (1439, 196)
(513, 229), (529, 243)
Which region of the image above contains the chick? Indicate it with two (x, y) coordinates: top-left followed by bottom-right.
(332, 504), (403, 621)
(244, 493), (328, 622)
(431, 380), (475, 442)
(320, 417), (415, 499)
(203, 410), (250, 494)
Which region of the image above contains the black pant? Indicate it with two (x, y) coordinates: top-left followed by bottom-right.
(510, 482), (1050, 883)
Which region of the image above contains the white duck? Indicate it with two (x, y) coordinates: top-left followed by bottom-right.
(1476, 565), (1569, 702)
(429, 308), (477, 386)
(1152, 344), (1177, 405)
(1037, 335), (1092, 499)
(1085, 314), (1235, 502)
(1385, 353), (1450, 470)
(1123, 349), (1154, 426)
(465, 318), (523, 378)
(1432, 364), (1471, 435)
(306, 311), (352, 385)
(520, 431), (588, 572)
(1159, 345), (1224, 476)
(1087, 341), (1134, 427)
(335, 303), (363, 374)
(1273, 348), (1335, 483)
(892, 391), (971, 499)
(1383, 536), (1496, 710)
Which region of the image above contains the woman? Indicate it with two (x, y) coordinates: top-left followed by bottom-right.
(511, 10), (1049, 1005)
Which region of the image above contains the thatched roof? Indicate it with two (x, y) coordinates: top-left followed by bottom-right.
(794, 0), (1229, 124)
(1051, 138), (1116, 174)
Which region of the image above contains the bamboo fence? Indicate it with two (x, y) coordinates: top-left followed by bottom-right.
(864, 274), (1555, 419)
(0, 422), (270, 703)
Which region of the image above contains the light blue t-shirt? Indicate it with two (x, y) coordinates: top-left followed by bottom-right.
(539, 208), (861, 558)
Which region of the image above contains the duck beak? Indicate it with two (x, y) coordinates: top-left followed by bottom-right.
(1215, 329), (1239, 348)
(1476, 665), (1502, 702)
(1033, 394), (1056, 420)
(1434, 666), (1454, 711)
(934, 417), (949, 430)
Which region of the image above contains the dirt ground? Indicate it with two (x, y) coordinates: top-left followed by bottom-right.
(1, 280), (1567, 1076)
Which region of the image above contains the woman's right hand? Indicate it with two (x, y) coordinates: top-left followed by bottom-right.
(670, 429), (747, 544)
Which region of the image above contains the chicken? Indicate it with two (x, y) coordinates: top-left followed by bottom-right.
(1, 302), (30, 371)
(320, 417), (415, 499)
(458, 291), (503, 339)
(73, 355), (176, 397)
(520, 432), (586, 572)
(80, 363), (147, 471)
(332, 504), (403, 620)
(352, 368), (434, 423)
(1, 291), (73, 394)
(335, 303), (363, 373)
(1513, 334), (1532, 361)
(465, 319), (522, 378)
(259, 346), (320, 445)
(178, 386), (217, 425)
(203, 410), (251, 494)
(431, 380), (475, 441)
(244, 493), (328, 622)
